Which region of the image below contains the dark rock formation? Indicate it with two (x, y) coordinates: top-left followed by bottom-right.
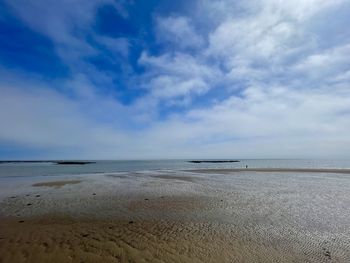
(55, 161), (95, 165)
(188, 160), (240, 163)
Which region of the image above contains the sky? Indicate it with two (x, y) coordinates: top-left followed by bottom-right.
(0, 0), (350, 160)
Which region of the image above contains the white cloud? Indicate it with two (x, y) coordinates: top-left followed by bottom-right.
(186, 85), (350, 138)
(5, 0), (130, 80)
(1, 70), (350, 159)
(5, 0), (119, 43)
(130, 0), (350, 158)
(139, 52), (216, 79)
(136, 83), (350, 158)
(138, 52), (221, 103)
(148, 76), (208, 100)
(96, 36), (130, 57)
(332, 70), (350, 83)
(293, 43), (350, 81)
(155, 16), (204, 49)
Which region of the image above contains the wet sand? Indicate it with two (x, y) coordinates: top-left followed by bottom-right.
(1, 169), (350, 262)
(32, 180), (82, 188)
(0, 217), (291, 263)
(189, 167), (350, 174)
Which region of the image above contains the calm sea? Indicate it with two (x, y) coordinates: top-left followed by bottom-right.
(1, 159), (350, 179)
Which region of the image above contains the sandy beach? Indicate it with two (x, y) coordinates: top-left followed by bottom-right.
(1, 169), (350, 262)
(189, 168), (350, 174)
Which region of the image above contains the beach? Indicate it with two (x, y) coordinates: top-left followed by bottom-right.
(1, 168), (350, 262)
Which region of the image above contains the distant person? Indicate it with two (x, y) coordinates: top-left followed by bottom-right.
(246, 165), (248, 169)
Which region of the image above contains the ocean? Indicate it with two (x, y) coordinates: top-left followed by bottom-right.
(1, 159), (350, 178)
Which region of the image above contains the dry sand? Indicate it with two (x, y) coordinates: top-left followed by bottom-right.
(1, 169), (350, 262)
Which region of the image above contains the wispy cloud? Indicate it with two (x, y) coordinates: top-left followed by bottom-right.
(155, 16), (204, 50)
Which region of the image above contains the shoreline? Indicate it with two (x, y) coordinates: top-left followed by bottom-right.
(187, 167), (350, 174)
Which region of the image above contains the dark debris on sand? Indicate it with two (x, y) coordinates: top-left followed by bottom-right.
(322, 248), (331, 260)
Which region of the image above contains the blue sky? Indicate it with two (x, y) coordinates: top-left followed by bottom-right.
(0, 0), (350, 159)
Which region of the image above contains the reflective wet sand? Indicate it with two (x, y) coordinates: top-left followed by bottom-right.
(1, 169), (350, 262)
(189, 167), (350, 174)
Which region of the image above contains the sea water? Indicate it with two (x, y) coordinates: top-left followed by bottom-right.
(1, 159), (350, 179)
